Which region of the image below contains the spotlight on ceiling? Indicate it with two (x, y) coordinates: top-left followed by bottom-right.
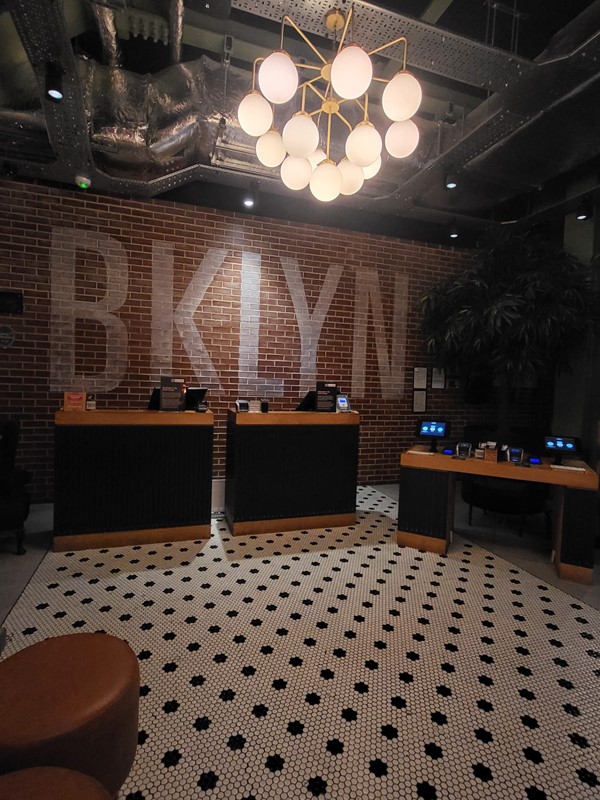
(449, 225), (459, 239)
(445, 172), (458, 190)
(576, 200), (592, 221)
(45, 62), (64, 103)
(242, 186), (256, 209)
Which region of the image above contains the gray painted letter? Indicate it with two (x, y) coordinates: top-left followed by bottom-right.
(352, 270), (408, 399)
(238, 251), (284, 396)
(50, 227), (128, 392)
(172, 247), (227, 389)
(281, 256), (344, 395)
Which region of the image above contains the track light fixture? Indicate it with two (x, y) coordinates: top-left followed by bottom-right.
(575, 200), (592, 221)
(445, 172), (458, 190)
(45, 62), (64, 103)
(242, 183), (257, 209)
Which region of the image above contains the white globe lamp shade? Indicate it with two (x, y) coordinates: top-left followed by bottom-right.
(331, 44), (373, 100)
(280, 156), (312, 190)
(345, 122), (382, 167)
(282, 113), (320, 158)
(256, 129), (286, 168)
(238, 91), (273, 137)
(382, 71), (422, 122)
(258, 51), (298, 105)
(385, 119), (420, 158)
(308, 147), (327, 170)
(309, 161), (342, 202)
(338, 158), (364, 195)
(363, 155), (382, 180)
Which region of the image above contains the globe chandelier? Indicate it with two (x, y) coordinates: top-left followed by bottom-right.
(236, 6), (422, 203)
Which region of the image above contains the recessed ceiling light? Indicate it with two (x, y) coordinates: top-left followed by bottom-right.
(45, 63), (63, 103)
(575, 200), (591, 221)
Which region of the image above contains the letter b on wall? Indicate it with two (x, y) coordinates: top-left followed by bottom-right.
(50, 228), (128, 392)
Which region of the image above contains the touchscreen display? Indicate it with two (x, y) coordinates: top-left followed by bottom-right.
(545, 436), (576, 452)
(419, 421), (446, 437)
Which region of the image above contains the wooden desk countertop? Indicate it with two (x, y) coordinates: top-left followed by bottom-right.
(400, 447), (599, 491)
(55, 409), (215, 426)
(228, 410), (360, 426)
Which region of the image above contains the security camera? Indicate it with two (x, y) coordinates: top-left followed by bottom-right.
(75, 174), (91, 189)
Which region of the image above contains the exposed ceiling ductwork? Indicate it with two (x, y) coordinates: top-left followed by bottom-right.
(0, 0), (599, 243)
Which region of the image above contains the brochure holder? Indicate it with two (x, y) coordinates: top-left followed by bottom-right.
(159, 376), (185, 411)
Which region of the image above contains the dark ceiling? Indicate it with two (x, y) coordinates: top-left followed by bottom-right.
(0, 0), (599, 245)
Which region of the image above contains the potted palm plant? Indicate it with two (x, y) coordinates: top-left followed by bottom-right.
(420, 228), (599, 441)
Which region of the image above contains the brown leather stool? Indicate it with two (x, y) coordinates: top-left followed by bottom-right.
(0, 766), (112, 800)
(0, 633), (139, 798)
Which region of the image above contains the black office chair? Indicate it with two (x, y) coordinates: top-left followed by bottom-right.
(0, 418), (31, 555)
(460, 424), (551, 536)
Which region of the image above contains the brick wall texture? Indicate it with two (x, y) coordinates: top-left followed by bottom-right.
(0, 180), (550, 503)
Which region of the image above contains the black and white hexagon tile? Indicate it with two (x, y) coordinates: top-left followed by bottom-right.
(2, 487), (599, 800)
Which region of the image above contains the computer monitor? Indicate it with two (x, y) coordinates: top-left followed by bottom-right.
(295, 390), (316, 411)
(544, 435), (578, 465)
(417, 419), (449, 452)
(185, 387), (207, 410)
(147, 387), (160, 410)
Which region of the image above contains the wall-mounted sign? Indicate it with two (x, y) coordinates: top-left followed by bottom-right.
(413, 367), (427, 389)
(0, 325), (15, 347)
(432, 368), (445, 389)
(0, 290), (23, 314)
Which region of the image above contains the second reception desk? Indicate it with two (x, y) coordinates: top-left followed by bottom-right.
(224, 410), (360, 535)
(398, 448), (599, 583)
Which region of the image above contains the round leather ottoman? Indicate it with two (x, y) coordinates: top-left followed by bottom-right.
(0, 766), (112, 800)
(0, 633), (139, 798)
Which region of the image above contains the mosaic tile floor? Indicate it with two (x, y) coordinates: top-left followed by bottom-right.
(2, 487), (599, 800)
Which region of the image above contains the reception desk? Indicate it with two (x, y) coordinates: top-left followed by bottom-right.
(225, 410), (359, 535)
(398, 448), (599, 583)
(54, 410), (214, 550)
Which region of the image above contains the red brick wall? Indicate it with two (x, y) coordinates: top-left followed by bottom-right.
(0, 180), (547, 503)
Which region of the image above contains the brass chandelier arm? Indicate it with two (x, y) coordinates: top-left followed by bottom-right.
(334, 111), (353, 132)
(306, 82), (327, 103)
(368, 36), (408, 70)
(251, 57), (265, 91)
(337, 6), (353, 54)
(352, 95), (370, 122)
(282, 15), (328, 65)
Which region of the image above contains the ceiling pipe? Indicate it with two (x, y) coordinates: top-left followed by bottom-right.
(91, 4), (122, 68)
(170, 0), (185, 64)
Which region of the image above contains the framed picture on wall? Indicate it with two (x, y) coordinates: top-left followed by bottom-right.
(432, 368), (445, 389)
(412, 390), (427, 413)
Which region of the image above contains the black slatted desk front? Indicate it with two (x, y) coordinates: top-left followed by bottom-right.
(225, 410), (359, 535)
(54, 410), (213, 550)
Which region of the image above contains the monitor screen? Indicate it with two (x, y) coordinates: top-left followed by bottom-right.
(545, 435), (578, 463)
(417, 420), (448, 452)
(295, 390), (316, 411)
(147, 387), (160, 410)
(418, 420), (447, 438)
(185, 387), (207, 410)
